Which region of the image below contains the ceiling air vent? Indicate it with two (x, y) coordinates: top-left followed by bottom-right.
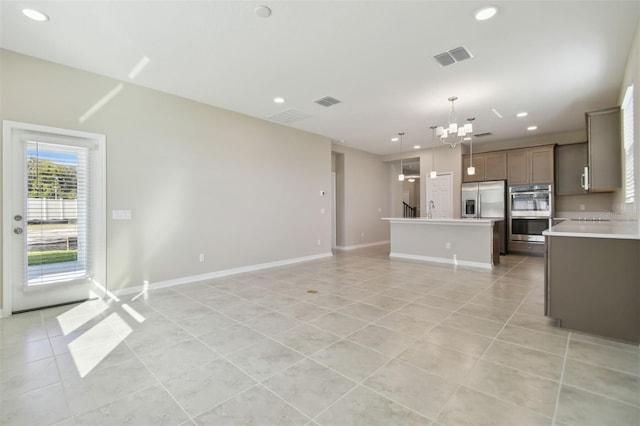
(433, 46), (473, 67)
(267, 109), (311, 124)
(474, 132), (493, 137)
(314, 96), (341, 107)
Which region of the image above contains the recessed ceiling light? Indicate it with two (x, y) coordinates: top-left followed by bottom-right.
(527, 125), (538, 131)
(273, 97), (285, 104)
(255, 6), (272, 18)
(22, 8), (49, 22)
(413, 145), (421, 149)
(516, 112), (529, 118)
(474, 6), (498, 21)
(391, 137), (399, 142)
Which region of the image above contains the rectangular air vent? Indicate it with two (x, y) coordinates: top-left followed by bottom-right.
(473, 132), (493, 137)
(314, 96), (341, 107)
(433, 46), (473, 67)
(267, 109), (311, 124)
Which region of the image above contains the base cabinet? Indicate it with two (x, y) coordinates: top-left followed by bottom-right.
(545, 235), (640, 343)
(509, 240), (545, 255)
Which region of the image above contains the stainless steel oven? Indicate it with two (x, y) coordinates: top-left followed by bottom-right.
(509, 184), (552, 217)
(509, 184), (552, 243)
(510, 217), (550, 242)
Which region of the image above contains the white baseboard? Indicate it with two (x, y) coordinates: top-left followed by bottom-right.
(334, 240), (390, 251)
(389, 252), (493, 270)
(0, 308), (6, 318)
(110, 251), (334, 297)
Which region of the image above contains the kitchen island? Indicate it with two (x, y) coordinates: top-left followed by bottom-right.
(543, 220), (640, 343)
(383, 218), (502, 270)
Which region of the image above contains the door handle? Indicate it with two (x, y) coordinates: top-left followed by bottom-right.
(14, 227), (23, 235)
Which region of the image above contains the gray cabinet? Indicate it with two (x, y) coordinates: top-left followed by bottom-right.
(555, 142), (587, 195)
(545, 235), (640, 343)
(507, 145), (554, 185)
(586, 107), (621, 192)
(462, 152), (506, 183)
(484, 152), (508, 181)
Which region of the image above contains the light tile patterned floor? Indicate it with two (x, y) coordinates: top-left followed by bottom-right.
(1, 245), (639, 425)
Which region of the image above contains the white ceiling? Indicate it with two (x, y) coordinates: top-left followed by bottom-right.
(1, 1), (638, 155)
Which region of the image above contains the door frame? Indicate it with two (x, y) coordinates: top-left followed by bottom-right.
(2, 120), (106, 317)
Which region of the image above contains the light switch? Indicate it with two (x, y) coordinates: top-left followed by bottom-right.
(112, 210), (132, 220)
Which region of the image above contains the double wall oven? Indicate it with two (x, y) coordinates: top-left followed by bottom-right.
(508, 184), (552, 244)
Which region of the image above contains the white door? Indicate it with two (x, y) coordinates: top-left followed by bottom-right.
(3, 121), (106, 314)
(426, 172), (453, 218)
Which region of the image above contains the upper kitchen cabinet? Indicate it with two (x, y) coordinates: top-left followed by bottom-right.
(507, 145), (554, 185)
(555, 142), (588, 195)
(462, 152), (506, 182)
(585, 107), (621, 192)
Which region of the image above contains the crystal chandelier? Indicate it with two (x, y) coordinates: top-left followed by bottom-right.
(436, 96), (473, 148)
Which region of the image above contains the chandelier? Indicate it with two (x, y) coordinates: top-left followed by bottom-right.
(436, 96), (473, 148)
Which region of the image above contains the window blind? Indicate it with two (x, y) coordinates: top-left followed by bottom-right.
(622, 85), (634, 205)
(25, 140), (90, 286)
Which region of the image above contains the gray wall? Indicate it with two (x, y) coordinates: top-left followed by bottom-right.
(331, 144), (391, 248)
(1, 49), (332, 296)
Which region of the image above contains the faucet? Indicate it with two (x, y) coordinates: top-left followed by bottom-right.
(428, 200), (435, 219)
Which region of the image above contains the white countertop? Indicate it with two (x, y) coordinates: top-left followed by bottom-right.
(543, 220), (640, 240)
(383, 217), (502, 226)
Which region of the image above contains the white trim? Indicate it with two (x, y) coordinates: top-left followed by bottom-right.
(334, 240), (390, 251)
(109, 252), (334, 297)
(389, 252), (493, 270)
(2, 120), (106, 317)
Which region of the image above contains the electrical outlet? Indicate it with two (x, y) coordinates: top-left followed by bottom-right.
(317, 239), (321, 246)
(199, 253), (205, 262)
(445, 242), (451, 249)
(320, 208), (325, 214)
(579, 204), (586, 211)
(361, 232), (365, 238)
(112, 210), (132, 220)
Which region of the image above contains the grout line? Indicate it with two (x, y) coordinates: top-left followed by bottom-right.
(551, 332), (572, 425)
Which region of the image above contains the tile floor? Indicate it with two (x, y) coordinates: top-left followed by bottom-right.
(1, 245), (639, 425)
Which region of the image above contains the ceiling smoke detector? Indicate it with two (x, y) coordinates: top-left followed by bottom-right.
(314, 96), (341, 107)
(433, 46), (473, 67)
(254, 6), (272, 18)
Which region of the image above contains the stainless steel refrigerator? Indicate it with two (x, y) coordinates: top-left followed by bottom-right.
(461, 180), (507, 254)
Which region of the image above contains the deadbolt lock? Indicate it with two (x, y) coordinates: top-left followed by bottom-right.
(14, 214), (23, 221)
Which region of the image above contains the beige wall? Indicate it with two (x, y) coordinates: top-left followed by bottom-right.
(1, 50), (332, 297)
(331, 144), (391, 248)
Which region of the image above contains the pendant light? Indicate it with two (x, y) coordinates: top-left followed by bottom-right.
(429, 126), (437, 179)
(466, 117), (476, 176)
(398, 132), (405, 181)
